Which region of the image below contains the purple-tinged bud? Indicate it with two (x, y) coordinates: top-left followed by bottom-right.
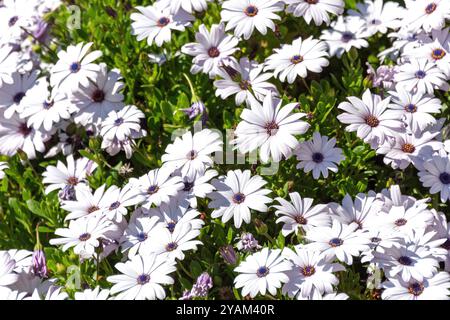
(191, 272), (213, 298)
(33, 20), (49, 42)
(58, 185), (76, 201)
(219, 245), (237, 265)
(179, 289), (193, 300)
(32, 249), (48, 278)
(237, 232), (261, 252)
(181, 101), (206, 120)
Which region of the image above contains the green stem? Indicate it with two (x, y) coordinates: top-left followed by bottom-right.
(183, 73), (199, 102)
(178, 261), (194, 279)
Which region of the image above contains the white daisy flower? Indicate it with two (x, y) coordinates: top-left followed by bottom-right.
(0, 112), (49, 160)
(418, 154), (450, 202)
(157, 0), (212, 14)
(98, 184), (143, 223)
(61, 185), (106, 221)
(130, 3), (194, 47)
(273, 192), (330, 236)
(234, 248), (292, 298)
(19, 77), (73, 132)
(176, 169), (218, 209)
(320, 16), (370, 58)
(282, 246), (345, 299)
(148, 221), (202, 261)
(0, 0), (34, 44)
(100, 105), (145, 141)
(0, 45), (18, 85)
(120, 216), (162, 257)
(101, 130), (146, 160)
(214, 57), (278, 105)
(305, 220), (371, 265)
(208, 169), (272, 228)
(394, 58), (449, 95)
(42, 155), (97, 196)
(403, 0), (450, 33)
(71, 63), (124, 126)
(284, 0), (344, 26)
(162, 129), (222, 177)
(74, 286), (110, 300)
(129, 167), (184, 208)
(407, 38), (450, 78)
(0, 251), (18, 288)
(107, 254), (176, 300)
(337, 89), (404, 149)
(264, 36), (329, 83)
(348, 0), (403, 36)
(0, 71), (37, 119)
(295, 132), (344, 179)
(382, 272), (450, 300)
(233, 93), (310, 163)
(220, 0), (283, 40)
(388, 86), (442, 134)
(49, 215), (114, 258)
(181, 23), (239, 78)
(50, 42), (102, 93)
(329, 191), (382, 231)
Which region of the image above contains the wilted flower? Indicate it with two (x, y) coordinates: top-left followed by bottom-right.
(219, 245), (237, 265)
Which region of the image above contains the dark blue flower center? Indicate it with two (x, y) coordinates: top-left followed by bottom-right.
(167, 221), (176, 233)
(398, 256), (413, 266)
(109, 201), (121, 210)
(43, 100), (54, 109)
(70, 62), (81, 73)
(13, 92), (25, 104)
(341, 32), (354, 43)
(232, 193), (246, 204)
(312, 152), (324, 163)
(432, 48), (446, 60)
(157, 17), (170, 27)
(425, 2), (437, 14)
(256, 266), (269, 277)
(137, 274), (150, 285)
(183, 181), (194, 192)
(329, 238), (343, 247)
(415, 70), (426, 79)
(408, 282), (424, 296)
(78, 233), (91, 241)
(439, 172), (450, 185)
(8, 16), (18, 27)
(137, 232), (147, 242)
(291, 55), (304, 64)
(147, 185), (159, 195)
(114, 117), (124, 125)
(166, 242), (178, 251)
(404, 104), (417, 113)
(244, 5), (259, 17)
(301, 265), (316, 277)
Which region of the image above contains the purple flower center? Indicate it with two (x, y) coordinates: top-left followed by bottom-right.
(341, 32), (354, 43)
(208, 47), (220, 58)
(70, 62), (81, 73)
(43, 100), (54, 109)
(404, 104), (417, 113)
(137, 274), (150, 285)
(256, 266), (269, 277)
(398, 256), (413, 266)
(425, 2), (437, 14)
(78, 233), (91, 241)
(232, 192), (246, 204)
(439, 172), (450, 185)
(137, 232), (147, 242)
(312, 152), (324, 163)
(109, 201), (121, 210)
(306, 0), (318, 4)
(166, 242), (178, 251)
(244, 5), (259, 17)
(147, 185), (159, 195)
(291, 55), (304, 64)
(92, 89), (105, 103)
(114, 118), (124, 125)
(187, 150), (197, 160)
(395, 218), (407, 226)
(301, 265), (316, 277)
(432, 48), (446, 60)
(408, 282), (424, 296)
(294, 215), (307, 225)
(167, 221), (176, 233)
(183, 181), (194, 192)
(329, 238), (343, 247)
(371, 237), (381, 243)
(265, 120), (279, 136)
(157, 17), (170, 27)
(13, 92), (25, 104)
(67, 176), (79, 186)
(415, 70), (426, 79)
(8, 16), (18, 27)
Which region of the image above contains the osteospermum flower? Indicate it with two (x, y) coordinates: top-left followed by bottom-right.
(0, 46), (18, 85)
(382, 272), (450, 300)
(320, 16), (370, 58)
(376, 203), (434, 235)
(100, 105), (145, 141)
(0, 113), (49, 160)
(348, 0), (403, 36)
(71, 63), (124, 126)
(234, 248), (292, 298)
(264, 37), (329, 83)
(208, 169), (272, 228)
(19, 77), (73, 132)
(0, 71), (37, 119)
(418, 154), (450, 202)
(273, 192), (330, 236)
(98, 184), (143, 223)
(120, 216), (162, 257)
(220, 0), (283, 40)
(394, 58), (449, 95)
(176, 169), (218, 209)
(181, 23), (239, 78)
(107, 254), (177, 300)
(0, 0), (34, 44)
(284, 0), (344, 26)
(161, 129), (222, 177)
(295, 132), (345, 179)
(407, 38), (450, 78)
(130, 3), (194, 47)
(403, 0), (450, 33)
(49, 215), (113, 258)
(337, 89), (404, 149)
(61, 185), (106, 221)
(50, 42), (102, 93)
(214, 57), (278, 106)
(305, 220), (371, 265)
(387, 86), (442, 134)
(42, 155), (97, 198)
(130, 167), (184, 208)
(233, 93), (310, 163)
(282, 246), (345, 299)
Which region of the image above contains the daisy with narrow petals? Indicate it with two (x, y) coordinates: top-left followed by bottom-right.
(220, 0), (284, 40)
(61, 185), (106, 221)
(208, 169), (272, 228)
(98, 184), (143, 223)
(284, 0), (344, 26)
(404, 0), (450, 33)
(181, 23), (239, 78)
(107, 254), (176, 300)
(120, 216), (161, 257)
(130, 3), (194, 47)
(234, 248), (292, 298)
(0, 71), (37, 119)
(161, 129), (223, 177)
(295, 132), (345, 179)
(100, 105), (145, 141)
(418, 154), (450, 203)
(233, 93), (310, 163)
(264, 37), (329, 83)
(50, 42), (102, 93)
(273, 192), (330, 236)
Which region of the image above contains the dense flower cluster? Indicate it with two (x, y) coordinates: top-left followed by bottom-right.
(0, 0), (449, 301)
